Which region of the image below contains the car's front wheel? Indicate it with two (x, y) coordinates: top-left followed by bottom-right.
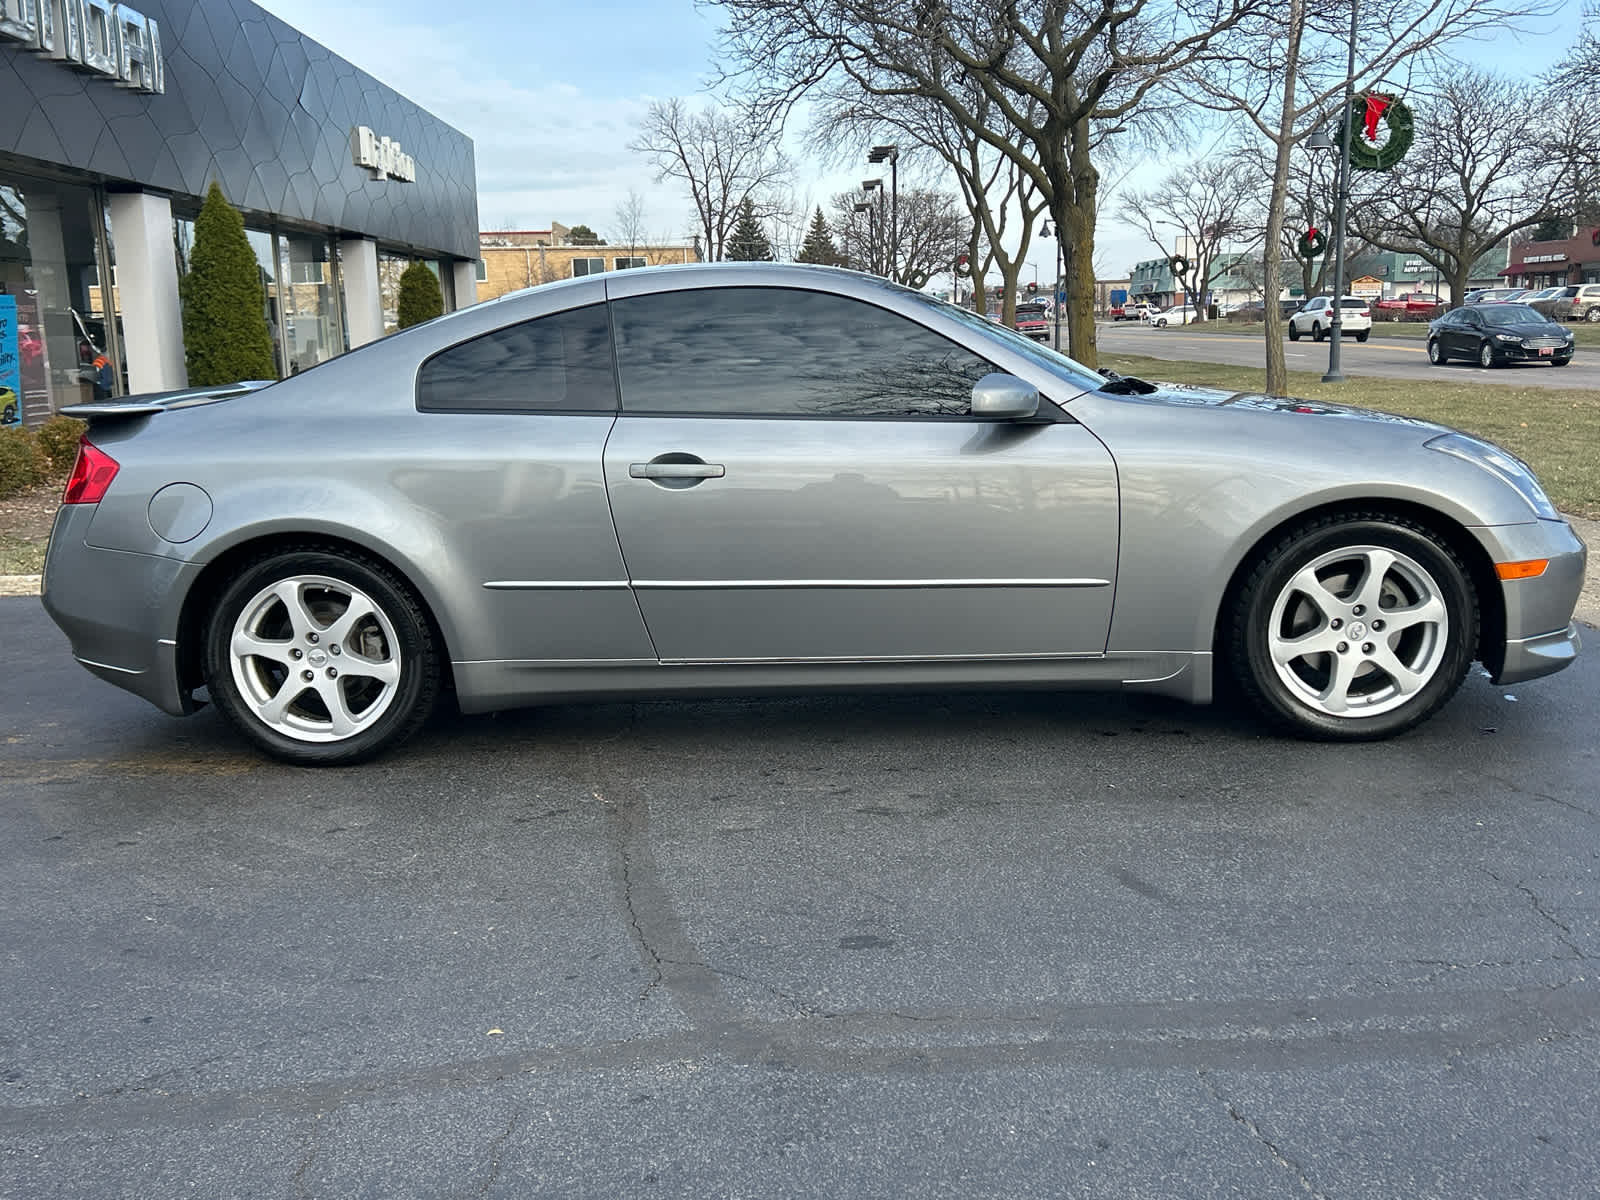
(1156, 318), (1167, 327)
(1288, 322), (1300, 342)
(204, 549), (440, 765)
(1427, 338), (1448, 365)
(1478, 341), (1496, 368)
(1228, 515), (1477, 740)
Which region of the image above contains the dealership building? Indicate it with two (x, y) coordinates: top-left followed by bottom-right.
(1, 0), (478, 427)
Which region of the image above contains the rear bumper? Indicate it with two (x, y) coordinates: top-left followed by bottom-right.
(41, 505), (202, 716)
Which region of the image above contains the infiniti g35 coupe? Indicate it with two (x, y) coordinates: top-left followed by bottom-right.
(44, 264), (1585, 764)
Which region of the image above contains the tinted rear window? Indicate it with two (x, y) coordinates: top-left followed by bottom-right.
(417, 304), (617, 413)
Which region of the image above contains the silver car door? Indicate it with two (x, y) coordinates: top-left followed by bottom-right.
(601, 285), (1119, 663)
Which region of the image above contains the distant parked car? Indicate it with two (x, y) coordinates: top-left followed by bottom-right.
(1376, 292), (1442, 318)
(1465, 287), (1526, 305)
(1152, 305), (1197, 327)
(1427, 302), (1575, 368)
(1287, 296), (1372, 342)
(1526, 285), (1582, 321)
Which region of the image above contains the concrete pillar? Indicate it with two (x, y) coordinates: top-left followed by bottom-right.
(338, 238), (383, 348)
(106, 191), (186, 393)
(451, 259), (479, 309)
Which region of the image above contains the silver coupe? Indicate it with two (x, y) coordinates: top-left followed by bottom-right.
(44, 264), (1585, 764)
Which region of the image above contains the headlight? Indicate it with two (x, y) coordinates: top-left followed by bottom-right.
(1493, 333), (1523, 343)
(1426, 432), (1559, 520)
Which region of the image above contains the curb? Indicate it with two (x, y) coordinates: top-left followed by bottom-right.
(0, 575), (42, 598)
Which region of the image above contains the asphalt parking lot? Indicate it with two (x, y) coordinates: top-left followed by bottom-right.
(2, 597), (1597, 1197)
(1094, 321), (1600, 389)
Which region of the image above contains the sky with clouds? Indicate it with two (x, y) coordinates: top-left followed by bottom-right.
(257, 0), (1583, 285)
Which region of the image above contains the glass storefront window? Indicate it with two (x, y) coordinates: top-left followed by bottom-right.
(174, 214), (286, 380)
(277, 233), (342, 374)
(1, 175), (123, 426)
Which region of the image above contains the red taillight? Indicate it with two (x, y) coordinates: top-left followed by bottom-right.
(62, 437), (120, 505)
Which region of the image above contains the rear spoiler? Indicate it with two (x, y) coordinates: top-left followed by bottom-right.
(61, 380), (274, 424)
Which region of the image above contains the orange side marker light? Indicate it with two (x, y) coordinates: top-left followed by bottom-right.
(1495, 560), (1549, 581)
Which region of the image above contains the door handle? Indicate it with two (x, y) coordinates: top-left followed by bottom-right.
(629, 462), (725, 479)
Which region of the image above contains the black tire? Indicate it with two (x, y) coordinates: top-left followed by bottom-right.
(1427, 338), (1448, 366)
(1355, 330), (1370, 343)
(1312, 322), (1324, 342)
(1227, 514), (1478, 740)
(1586, 308), (1600, 324)
(1288, 322), (1300, 342)
(203, 549), (440, 765)
(1552, 357), (1571, 367)
(1478, 340), (1496, 368)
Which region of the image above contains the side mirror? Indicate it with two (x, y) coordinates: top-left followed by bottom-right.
(970, 372), (1040, 420)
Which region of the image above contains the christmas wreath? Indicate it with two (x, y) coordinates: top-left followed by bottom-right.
(1169, 255), (1190, 276)
(1347, 93), (1414, 172)
(1297, 228), (1328, 260)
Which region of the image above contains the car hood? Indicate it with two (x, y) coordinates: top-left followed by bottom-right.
(1479, 320), (1571, 338)
(1120, 381), (1448, 431)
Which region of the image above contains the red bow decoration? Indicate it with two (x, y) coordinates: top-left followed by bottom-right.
(1307, 227), (1319, 239)
(1362, 95), (1391, 144)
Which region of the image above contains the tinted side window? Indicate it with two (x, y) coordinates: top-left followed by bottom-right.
(417, 304), (617, 413)
(611, 287), (997, 418)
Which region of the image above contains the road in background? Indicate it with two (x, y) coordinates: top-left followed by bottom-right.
(1093, 322), (1600, 390)
(3, 597), (1597, 1197)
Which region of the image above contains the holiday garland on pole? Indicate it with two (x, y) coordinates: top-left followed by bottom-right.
(1347, 93), (1414, 171)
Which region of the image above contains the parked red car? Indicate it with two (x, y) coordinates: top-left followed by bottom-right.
(1376, 292), (1442, 316)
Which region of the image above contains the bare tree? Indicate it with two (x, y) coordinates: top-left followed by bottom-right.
(1181, 0), (1555, 393)
(711, 0), (1267, 366)
(612, 189), (648, 261)
(1351, 69), (1568, 308)
(1544, 6), (1600, 227)
(629, 97), (793, 261)
(1119, 158), (1254, 321)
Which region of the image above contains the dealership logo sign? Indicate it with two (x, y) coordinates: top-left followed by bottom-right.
(0, 0), (164, 93)
(351, 126), (416, 182)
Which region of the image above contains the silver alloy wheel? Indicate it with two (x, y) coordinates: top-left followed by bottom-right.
(1478, 341), (1494, 368)
(1587, 308), (1600, 323)
(228, 574), (403, 742)
(1265, 544), (1449, 718)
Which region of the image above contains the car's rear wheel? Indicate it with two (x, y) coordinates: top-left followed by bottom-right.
(204, 550), (440, 765)
(1311, 322), (1324, 342)
(1427, 338), (1448, 365)
(1355, 330), (1369, 342)
(1228, 515), (1477, 740)
(1478, 341), (1496, 368)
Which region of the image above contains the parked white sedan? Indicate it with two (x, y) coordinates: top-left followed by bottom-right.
(1288, 296), (1372, 342)
(1151, 305), (1198, 328)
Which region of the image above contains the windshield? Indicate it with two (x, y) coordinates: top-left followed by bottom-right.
(1481, 304), (1546, 326)
(903, 292), (1108, 395)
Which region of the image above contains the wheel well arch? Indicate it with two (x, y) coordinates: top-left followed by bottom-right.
(175, 532), (457, 698)
(1212, 498), (1506, 676)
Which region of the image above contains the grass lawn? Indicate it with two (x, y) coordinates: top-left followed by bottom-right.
(0, 533), (45, 576)
(1187, 320), (1600, 346)
(1097, 354), (1600, 521)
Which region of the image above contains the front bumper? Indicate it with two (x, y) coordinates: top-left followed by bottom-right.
(41, 504), (203, 716)
(1472, 518), (1587, 685)
(1496, 341), (1575, 364)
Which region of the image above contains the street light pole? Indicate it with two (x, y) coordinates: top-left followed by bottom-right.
(1040, 222), (1063, 351)
(869, 144), (899, 283)
(852, 200), (876, 272)
(1323, 0), (1359, 384)
(861, 178), (884, 276)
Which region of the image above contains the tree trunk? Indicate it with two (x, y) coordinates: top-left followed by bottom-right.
(1058, 117), (1101, 365)
(1262, 0), (1305, 396)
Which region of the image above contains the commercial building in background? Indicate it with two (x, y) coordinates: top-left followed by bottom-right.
(1501, 229), (1600, 289)
(474, 226), (701, 302)
(1, 0), (479, 428)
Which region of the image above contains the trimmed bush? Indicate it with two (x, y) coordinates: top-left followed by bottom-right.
(397, 262), (444, 328)
(0, 427), (47, 498)
(181, 182), (279, 386)
(35, 416), (87, 475)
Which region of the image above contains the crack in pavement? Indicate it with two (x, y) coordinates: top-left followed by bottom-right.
(1485, 869), (1591, 961)
(471, 1110), (521, 1198)
(1199, 1071), (1330, 1199)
